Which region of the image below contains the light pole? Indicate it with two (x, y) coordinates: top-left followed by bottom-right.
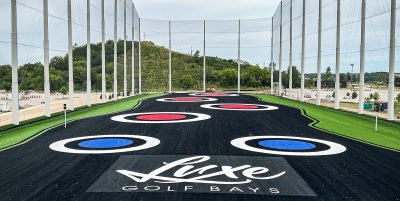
(64, 104), (67, 128)
(350, 64), (354, 88)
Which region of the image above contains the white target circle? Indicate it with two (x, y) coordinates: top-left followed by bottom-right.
(156, 97), (217, 102)
(189, 93), (239, 97)
(111, 112), (211, 124)
(231, 136), (346, 156)
(49, 135), (160, 154)
(201, 103), (279, 111)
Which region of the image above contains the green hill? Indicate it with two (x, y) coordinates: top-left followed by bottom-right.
(0, 40), (271, 93)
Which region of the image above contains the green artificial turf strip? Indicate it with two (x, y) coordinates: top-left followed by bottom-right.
(0, 94), (163, 150)
(253, 94), (400, 152)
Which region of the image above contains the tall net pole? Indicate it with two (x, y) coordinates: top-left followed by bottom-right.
(358, 0), (366, 114)
(237, 20), (241, 94)
(279, 2), (283, 96)
(270, 17), (274, 95)
(334, 0), (341, 109)
(113, 0), (118, 101)
(124, 0), (127, 97)
(169, 20), (172, 94)
(289, 0), (293, 98)
(138, 18), (142, 94)
(11, 0), (19, 125)
(203, 20), (206, 92)
(68, 0), (74, 110)
(316, 0), (322, 106)
(43, 0), (51, 115)
(86, 0), (92, 106)
(101, 0), (106, 101)
(388, 0), (397, 120)
(131, 3), (135, 95)
(300, 0), (306, 102)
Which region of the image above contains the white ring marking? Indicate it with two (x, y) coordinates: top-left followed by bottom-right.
(49, 135), (160, 154)
(156, 97), (217, 102)
(201, 103), (279, 111)
(111, 112), (211, 124)
(189, 93), (239, 97)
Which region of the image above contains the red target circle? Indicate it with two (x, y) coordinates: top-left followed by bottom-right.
(136, 114), (187, 121)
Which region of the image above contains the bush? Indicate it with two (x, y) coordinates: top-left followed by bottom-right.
(352, 91), (358, 99)
(59, 86), (68, 98)
(179, 75), (194, 90)
(370, 92), (380, 102)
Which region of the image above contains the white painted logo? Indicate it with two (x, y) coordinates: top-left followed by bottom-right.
(117, 156), (286, 185)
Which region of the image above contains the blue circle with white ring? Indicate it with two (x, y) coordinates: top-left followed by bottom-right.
(258, 139), (316, 151)
(231, 136), (346, 156)
(50, 135), (160, 154)
(78, 138), (133, 149)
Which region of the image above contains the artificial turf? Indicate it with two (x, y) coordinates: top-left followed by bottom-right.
(254, 94), (400, 152)
(0, 94), (162, 150)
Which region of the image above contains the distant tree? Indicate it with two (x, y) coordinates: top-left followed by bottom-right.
(292, 66), (301, 88)
(194, 50), (200, 57)
(322, 67), (333, 82)
(220, 68), (237, 88)
(305, 79), (314, 88)
(352, 91), (358, 99)
(59, 86), (68, 98)
(0, 65), (12, 91)
(376, 73), (388, 85)
(371, 92), (380, 101)
(396, 93), (400, 103)
(339, 73), (348, 88)
(242, 66), (270, 88)
(0, 40), (277, 92)
(179, 75), (194, 90)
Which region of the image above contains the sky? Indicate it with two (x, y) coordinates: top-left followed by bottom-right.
(0, 0), (399, 74)
(133, 0), (281, 20)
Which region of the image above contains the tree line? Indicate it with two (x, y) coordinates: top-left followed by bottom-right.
(0, 40), (398, 92)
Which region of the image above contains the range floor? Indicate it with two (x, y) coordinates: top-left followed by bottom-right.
(0, 94), (399, 201)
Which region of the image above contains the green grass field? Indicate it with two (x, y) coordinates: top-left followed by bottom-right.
(0, 94), (162, 150)
(254, 94), (400, 152)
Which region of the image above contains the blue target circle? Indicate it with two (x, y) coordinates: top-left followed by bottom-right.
(258, 139), (316, 151)
(78, 138), (134, 149)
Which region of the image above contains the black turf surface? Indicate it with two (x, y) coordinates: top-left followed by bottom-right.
(0, 94), (399, 201)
